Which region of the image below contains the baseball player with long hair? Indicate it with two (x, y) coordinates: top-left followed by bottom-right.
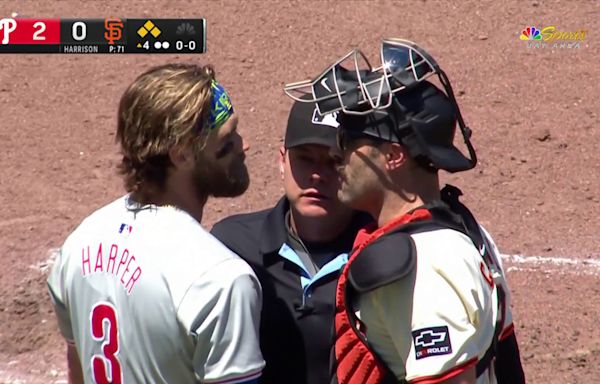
(47, 63), (264, 384)
(284, 39), (525, 384)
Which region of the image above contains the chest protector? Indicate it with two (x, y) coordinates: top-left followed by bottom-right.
(333, 185), (507, 384)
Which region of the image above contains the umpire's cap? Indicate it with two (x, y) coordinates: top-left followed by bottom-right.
(284, 95), (339, 149)
(338, 81), (474, 173)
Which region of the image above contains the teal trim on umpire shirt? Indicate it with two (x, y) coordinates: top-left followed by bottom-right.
(278, 243), (311, 288)
(277, 243), (348, 292)
(305, 252), (348, 291)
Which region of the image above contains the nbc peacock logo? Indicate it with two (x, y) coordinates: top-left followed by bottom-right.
(520, 27), (542, 40)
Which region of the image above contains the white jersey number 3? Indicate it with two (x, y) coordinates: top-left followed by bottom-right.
(90, 302), (122, 384)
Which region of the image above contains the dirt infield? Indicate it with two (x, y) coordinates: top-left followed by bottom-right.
(0, 1), (598, 383)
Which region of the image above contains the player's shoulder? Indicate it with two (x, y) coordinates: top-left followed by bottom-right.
(411, 227), (481, 267)
(168, 216), (244, 265)
(145, 211), (259, 296)
(411, 226), (475, 249)
(205, 255), (260, 286)
(174, 246), (260, 311)
(84, 194), (129, 219)
(350, 230), (415, 293)
(63, 195), (129, 244)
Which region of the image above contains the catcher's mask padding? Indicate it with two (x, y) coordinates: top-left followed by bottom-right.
(338, 81), (474, 173)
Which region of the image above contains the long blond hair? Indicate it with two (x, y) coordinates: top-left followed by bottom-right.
(116, 63), (216, 199)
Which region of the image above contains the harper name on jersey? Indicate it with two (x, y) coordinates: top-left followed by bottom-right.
(80, 242), (142, 295)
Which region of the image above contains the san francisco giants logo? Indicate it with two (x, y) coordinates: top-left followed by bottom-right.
(104, 18), (123, 45)
(0, 18), (17, 45)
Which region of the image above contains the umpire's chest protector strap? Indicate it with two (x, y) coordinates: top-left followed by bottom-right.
(347, 231), (416, 293)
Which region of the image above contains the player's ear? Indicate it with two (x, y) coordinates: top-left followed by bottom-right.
(385, 143), (409, 171)
(169, 144), (194, 171)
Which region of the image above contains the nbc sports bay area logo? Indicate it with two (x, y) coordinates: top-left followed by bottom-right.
(520, 26), (587, 49)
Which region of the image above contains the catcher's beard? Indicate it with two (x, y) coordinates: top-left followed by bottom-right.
(191, 152), (250, 199)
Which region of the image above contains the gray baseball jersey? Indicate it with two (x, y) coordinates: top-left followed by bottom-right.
(47, 195), (265, 383)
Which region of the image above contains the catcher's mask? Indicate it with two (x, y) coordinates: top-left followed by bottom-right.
(283, 38), (477, 173)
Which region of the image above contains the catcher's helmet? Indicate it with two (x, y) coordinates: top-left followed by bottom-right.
(338, 81), (474, 173)
(283, 38), (477, 173)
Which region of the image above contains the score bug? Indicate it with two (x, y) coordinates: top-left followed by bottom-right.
(175, 40), (197, 51)
(0, 18), (206, 54)
(109, 45), (125, 53)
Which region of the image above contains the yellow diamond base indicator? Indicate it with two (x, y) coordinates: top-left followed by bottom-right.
(137, 27), (148, 38)
(150, 28), (161, 38)
(144, 20), (155, 30)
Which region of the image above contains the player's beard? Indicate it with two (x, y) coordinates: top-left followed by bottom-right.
(192, 152), (250, 199)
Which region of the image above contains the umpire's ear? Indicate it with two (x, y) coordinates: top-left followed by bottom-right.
(279, 146), (286, 179)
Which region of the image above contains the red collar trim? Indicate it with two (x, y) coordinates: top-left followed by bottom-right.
(353, 208), (432, 249)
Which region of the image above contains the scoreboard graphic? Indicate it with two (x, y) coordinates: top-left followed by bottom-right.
(0, 18), (206, 54)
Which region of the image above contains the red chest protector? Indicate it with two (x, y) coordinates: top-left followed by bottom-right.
(334, 209), (432, 384)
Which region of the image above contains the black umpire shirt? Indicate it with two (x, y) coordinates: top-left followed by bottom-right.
(211, 197), (370, 384)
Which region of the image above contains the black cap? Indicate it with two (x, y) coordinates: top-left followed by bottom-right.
(284, 95), (339, 149)
(339, 82), (473, 173)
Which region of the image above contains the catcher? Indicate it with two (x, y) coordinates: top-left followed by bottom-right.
(284, 39), (525, 384)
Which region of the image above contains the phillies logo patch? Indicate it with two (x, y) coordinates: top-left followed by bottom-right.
(412, 326), (452, 360)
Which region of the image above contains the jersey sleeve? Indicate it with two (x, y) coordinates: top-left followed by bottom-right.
(479, 225), (515, 337)
(46, 247), (75, 343)
(358, 232), (495, 382)
(479, 226), (526, 382)
(177, 258), (265, 383)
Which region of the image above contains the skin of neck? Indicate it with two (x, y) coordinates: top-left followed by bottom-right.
(132, 173), (208, 224)
(289, 206), (353, 244)
(376, 167), (441, 228)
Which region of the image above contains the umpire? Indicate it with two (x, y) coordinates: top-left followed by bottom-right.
(211, 98), (371, 384)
